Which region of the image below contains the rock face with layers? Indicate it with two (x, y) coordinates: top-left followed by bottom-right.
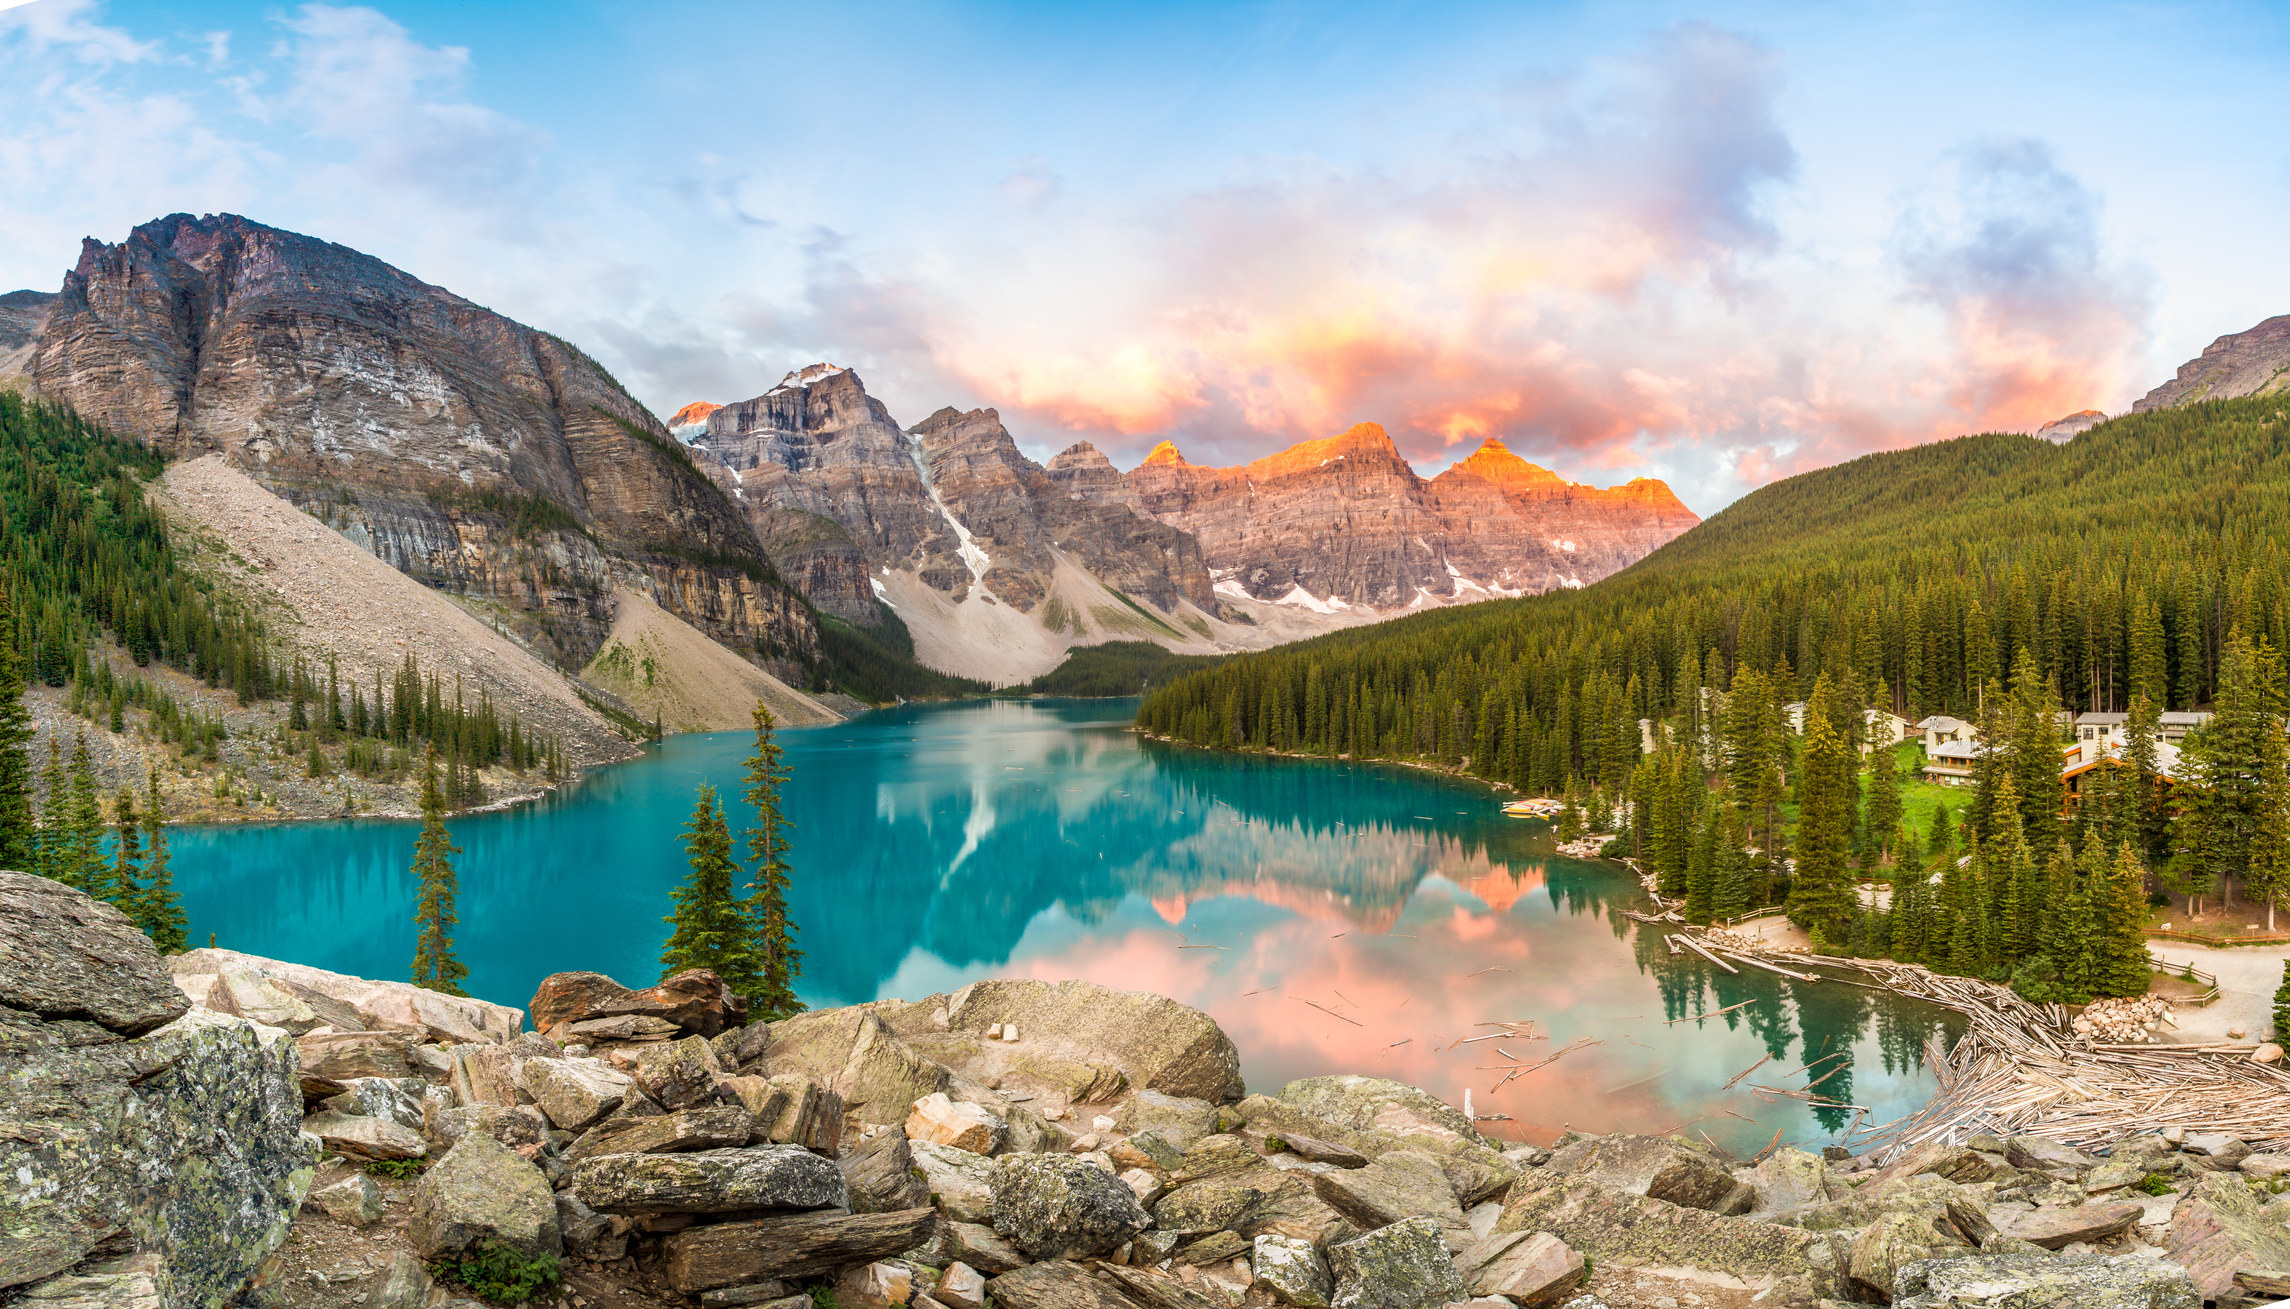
(0, 874), (313, 1307)
(2134, 313), (2290, 411)
(1116, 428), (1695, 609)
(686, 368), (1225, 679)
(14, 212), (817, 674)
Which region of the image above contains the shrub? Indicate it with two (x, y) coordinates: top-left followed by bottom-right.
(2135, 1173), (2176, 1196)
(2008, 955), (2091, 1006)
(362, 1158), (423, 1180)
(429, 1240), (562, 1306)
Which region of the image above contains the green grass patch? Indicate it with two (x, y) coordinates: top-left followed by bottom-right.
(430, 1240), (561, 1306)
(1017, 641), (1230, 697)
(362, 1157), (425, 1180)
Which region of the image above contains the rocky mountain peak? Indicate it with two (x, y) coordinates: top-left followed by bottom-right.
(1441, 438), (1563, 489)
(668, 401), (720, 437)
(1045, 441), (1133, 507)
(772, 362), (851, 393)
(1139, 440), (1189, 467)
(2134, 313), (2290, 411)
(2033, 410), (2107, 443)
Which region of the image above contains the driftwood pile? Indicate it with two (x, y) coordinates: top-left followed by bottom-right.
(1677, 934), (2290, 1160)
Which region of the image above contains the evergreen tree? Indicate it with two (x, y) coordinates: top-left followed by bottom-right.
(1787, 676), (1857, 938)
(1683, 794), (1717, 924)
(1864, 741), (1904, 866)
(740, 703), (804, 1019)
(662, 784), (762, 992)
(2098, 841), (2155, 998)
(63, 734), (105, 896)
(108, 785), (142, 908)
(135, 770), (185, 952)
(1710, 805), (1752, 922)
(2275, 961), (2290, 1043)
(0, 582), (33, 870)
(32, 739), (63, 883)
(409, 753), (469, 996)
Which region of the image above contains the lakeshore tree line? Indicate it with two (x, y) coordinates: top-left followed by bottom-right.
(1139, 395), (2290, 999)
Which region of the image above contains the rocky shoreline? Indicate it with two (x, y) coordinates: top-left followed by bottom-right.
(5, 871), (2278, 1309)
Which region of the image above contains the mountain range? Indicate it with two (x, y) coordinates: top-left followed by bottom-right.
(5, 211), (2276, 702)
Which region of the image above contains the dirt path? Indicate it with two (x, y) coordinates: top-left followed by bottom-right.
(2147, 941), (2290, 1043)
(579, 589), (840, 732)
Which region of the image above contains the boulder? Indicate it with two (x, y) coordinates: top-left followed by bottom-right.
(531, 967), (750, 1038)
(0, 871), (189, 1034)
(1176, 1133), (1263, 1182)
(1495, 1172), (1846, 1304)
(524, 1055), (633, 1132)
(1847, 1208), (1973, 1300)
(1326, 1216), (1468, 1309)
(1997, 1200), (2143, 1250)
(295, 1030), (415, 1093)
(1265, 1133), (1368, 1169)
(1449, 1230), (1586, 1307)
(610, 1032), (729, 1110)
(1436, 1152), (1517, 1209)
(992, 1152), (1153, 1259)
(1252, 1233), (1333, 1307)
(938, 1262), (988, 1309)
(1174, 1231), (1250, 1266)
(1101, 1264), (1225, 1309)
(2003, 1136), (2098, 1174)
(656, 1207), (938, 1291)
(767, 1009), (952, 1125)
(572, 1143), (849, 1214)
(2164, 1169), (2290, 1299)
(714, 1018), (777, 1070)
(837, 1261), (917, 1309)
(320, 1075), (427, 1130)
(1121, 1090), (1224, 1150)
(947, 979), (1246, 1103)
(409, 1132), (562, 1261)
(913, 1141), (1000, 1223)
(303, 1110), (428, 1162)
(1742, 1147), (1841, 1218)
(557, 1192), (628, 1261)
(1541, 1135), (1753, 1215)
(2243, 1153), (2290, 1179)
(202, 965), (367, 1033)
(448, 1042), (523, 1107)
(910, 1092), (1008, 1152)
(1277, 1077), (1477, 1145)
(367, 1251), (436, 1309)
(427, 1104), (551, 1153)
(844, 1129), (932, 1213)
(1891, 1252), (2199, 1308)
(940, 1220), (1032, 1273)
(988, 1260), (1151, 1309)
(760, 1072), (848, 1151)
(1009, 1052), (1130, 1104)
(1308, 1149), (1468, 1235)
(1, 903), (310, 1308)
(168, 947), (523, 1043)
(2180, 1132), (2249, 1162)
(309, 1171), (385, 1227)
(566, 1106), (753, 1162)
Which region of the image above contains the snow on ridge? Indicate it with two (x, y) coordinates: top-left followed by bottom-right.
(1278, 585), (1350, 615)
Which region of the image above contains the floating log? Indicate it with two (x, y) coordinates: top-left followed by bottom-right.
(1672, 934), (1739, 974)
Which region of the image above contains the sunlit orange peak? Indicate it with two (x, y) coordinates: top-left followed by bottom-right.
(1141, 440), (1189, 467)
(669, 401), (720, 429)
(1452, 438), (1561, 488)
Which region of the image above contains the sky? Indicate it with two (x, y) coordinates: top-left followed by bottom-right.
(3, 0), (2286, 513)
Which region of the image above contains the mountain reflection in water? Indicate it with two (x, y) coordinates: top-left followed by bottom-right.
(171, 698), (1952, 1151)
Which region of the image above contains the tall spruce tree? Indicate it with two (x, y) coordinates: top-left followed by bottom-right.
(63, 734), (105, 896)
(1788, 676), (1858, 941)
(1864, 741), (1904, 865)
(740, 703), (804, 1020)
(409, 752), (469, 996)
(0, 582), (33, 870)
(661, 784), (762, 992)
(108, 785), (142, 909)
(136, 770), (185, 952)
(2099, 841), (2155, 997)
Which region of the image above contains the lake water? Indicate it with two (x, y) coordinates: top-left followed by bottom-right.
(172, 697), (1951, 1152)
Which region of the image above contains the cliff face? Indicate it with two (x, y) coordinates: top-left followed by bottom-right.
(17, 214), (813, 672)
(685, 367), (1225, 681)
(2134, 313), (2290, 411)
(1112, 426), (1695, 607)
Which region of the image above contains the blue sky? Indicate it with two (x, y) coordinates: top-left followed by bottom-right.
(3, 0), (2286, 511)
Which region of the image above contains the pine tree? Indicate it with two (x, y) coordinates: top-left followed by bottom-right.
(64, 734), (105, 896)
(2098, 841), (2155, 998)
(1787, 675), (1857, 939)
(108, 785), (142, 908)
(2274, 961), (2290, 1043)
(135, 770), (185, 952)
(740, 703), (804, 1019)
(32, 739), (63, 883)
(2247, 694), (2290, 932)
(409, 752), (469, 996)
(662, 783), (762, 992)
(0, 581), (34, 870)
(1683, 795), (1717, 924)
(1710, 805), (1752, 922)
(1864, 741), (1904, 865)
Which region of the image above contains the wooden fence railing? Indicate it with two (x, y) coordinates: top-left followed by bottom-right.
(2147, 951), (2222, 1006)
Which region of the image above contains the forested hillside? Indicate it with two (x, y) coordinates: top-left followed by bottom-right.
(1139, 396), (2290, 788)
(1138, 394), (2290, 987)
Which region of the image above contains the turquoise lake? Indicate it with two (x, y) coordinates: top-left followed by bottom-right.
(172, 697), (1951, 1152)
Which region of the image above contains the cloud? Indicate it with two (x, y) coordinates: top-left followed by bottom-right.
(1892, 137), (2152, 432)
(0, 0), (156, 64)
